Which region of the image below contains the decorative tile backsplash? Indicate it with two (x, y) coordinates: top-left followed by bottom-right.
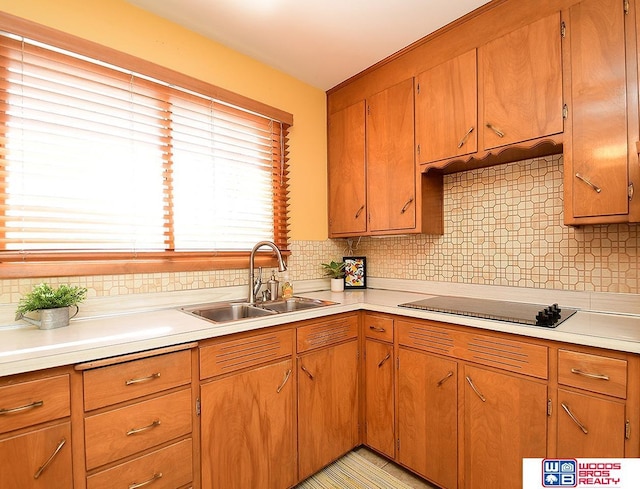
(0, 154), (637, 305)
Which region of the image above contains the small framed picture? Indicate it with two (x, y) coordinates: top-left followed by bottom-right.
(343, 256), (366, 289)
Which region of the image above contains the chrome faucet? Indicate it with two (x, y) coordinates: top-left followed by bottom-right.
(248, 241), (287, 303)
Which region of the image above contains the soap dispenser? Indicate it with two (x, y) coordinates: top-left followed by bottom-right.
(267, 270), (279, 301)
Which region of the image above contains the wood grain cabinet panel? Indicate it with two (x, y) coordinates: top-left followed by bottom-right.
(0, 422), (72, 489)
(398, 348), (457, 489)
(83, 350), (191, 410)
(558, 349), (627, 398)
(563, 0), (632, 223)
(200, 358), (296, 489)
(363, 313), (394, 343)
(0, 374), (69, 434)
(364, 340), (395, 458)
(298, 340), (359, 480)
(297, 314), (358, 353)
(328, 101), (367, 236)
(415, 49), (478, 164)
(480, 12), (563, 150)
(84, 388), (192, 469)
(463, 365), (547, 489)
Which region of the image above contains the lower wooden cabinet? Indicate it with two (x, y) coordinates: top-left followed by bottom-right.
(200, 358), (296, 489)
(397, 348), (457, 489)
(364, 339), (395, 458)
(0, 422), (72, 489)
(463, 365), (547, 489)
(297, 339), (359, 480)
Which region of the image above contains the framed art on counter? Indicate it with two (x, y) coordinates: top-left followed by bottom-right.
(343, 256), (366, 289)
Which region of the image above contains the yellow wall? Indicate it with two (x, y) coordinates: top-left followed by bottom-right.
(0, 0), (328, 240)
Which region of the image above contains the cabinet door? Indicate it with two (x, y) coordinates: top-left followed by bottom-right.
(328, 101), (367, 236)
(200, 358), (296, 489)
(398, 348), (457, 489)
(366, 78), (416, 232)
(364, 340), (394, 459)
(564, 0), (629, 221)
(0, 422), (72, 489)
(481, 13), (563, 149)
(557, 389), (625, 458)
(464, 365), (547, 489)
(416, 49), (478, 163)
(298, 340), (359, 480)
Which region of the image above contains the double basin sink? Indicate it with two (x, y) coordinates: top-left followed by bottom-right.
(181, 296), (336, 324)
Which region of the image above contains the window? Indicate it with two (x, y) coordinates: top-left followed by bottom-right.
(0, 18), (291, 277)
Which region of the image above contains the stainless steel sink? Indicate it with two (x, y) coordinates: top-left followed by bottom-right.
(180, 296), (336, 324)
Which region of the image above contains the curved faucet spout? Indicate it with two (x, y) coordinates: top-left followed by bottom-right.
(249, 241), (287, 303)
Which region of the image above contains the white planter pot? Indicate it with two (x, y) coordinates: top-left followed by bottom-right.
(330, 278), (344, 292)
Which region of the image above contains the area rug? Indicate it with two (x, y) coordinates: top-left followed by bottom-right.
(296, 452), (414, 489)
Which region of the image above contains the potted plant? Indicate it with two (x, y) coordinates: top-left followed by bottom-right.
(16, 283), (88, 329)
(321, 260), (346, 292)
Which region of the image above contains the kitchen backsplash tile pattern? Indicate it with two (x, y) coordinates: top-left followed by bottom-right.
(0, 155), (637, 304)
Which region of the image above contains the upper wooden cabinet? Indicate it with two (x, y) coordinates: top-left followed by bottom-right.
(563, 0), (638, 224)
(328, 101), (367, 235)
(415, 49), (478, 164)
(367, 78), (416, 232)
(328, 79), (443, 237)
(480, 13), (564, 150)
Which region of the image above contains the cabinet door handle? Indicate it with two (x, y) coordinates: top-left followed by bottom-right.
(400, 197), (414, 214)
(570, 368), (609, 381)
(355, 205), (365, 219)
(128, 472), (163, 489)
(125, 372), (161, 385)
(575, 173), (602, 193)
(34, 438), (66, 479)
(465, 375), (486, 402)
(377, 353), (391, 368)
(437, 371), (454, 387)
(457, 126), (475, 148)
(485, 123), (505, 138)
(0, 399), (44, 415)
(369, 325), (386, 333)
(561, 402), (588, 434)
(276, 368), (292, 393)
(300, 365), (314, 380)
(126, 419), (161, 436)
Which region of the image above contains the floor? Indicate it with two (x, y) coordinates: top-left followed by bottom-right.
(353, 447), (439, 489)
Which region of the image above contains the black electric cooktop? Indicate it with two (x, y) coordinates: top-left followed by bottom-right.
(398, 296), (577, 328)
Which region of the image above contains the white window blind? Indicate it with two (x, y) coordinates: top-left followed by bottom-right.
(0, 31), (290, 257)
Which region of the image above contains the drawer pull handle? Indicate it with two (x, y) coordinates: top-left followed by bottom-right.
(400, 197), (414, 214)
(369, 326), (386, 333)
(300, 365), (314, 380)
(457, 126), (475, 148)
(355, 204), (365, 219)
(561, 402), (588, 434)
(575, 173), (602, 193)
(377, 353), (391, 368)
(570, 368), (609, 381)
(125, 372), (161, 385)
(34, 438), (66, 479)
(465, 376), (486, 402)
(437, 371), (454, 387)
(0, 399), (44, 415)
(126, 419), (161, 436)
(128, 472), (163, 489)
(486, 123), (505, 138)
(276, 369), (292, 393)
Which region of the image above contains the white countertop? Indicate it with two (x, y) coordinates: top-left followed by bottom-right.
(2, 287), (640, 377)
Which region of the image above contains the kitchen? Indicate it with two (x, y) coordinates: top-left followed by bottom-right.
(1, 0), (639, 488)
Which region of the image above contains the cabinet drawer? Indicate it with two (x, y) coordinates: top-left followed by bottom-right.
(558, 349), (627, 399)
(0, 421), (72, 488)
(200, 329), (292, 379)
(84, 388), (192, 469)
(297, 314), (358, 353)
(0, 375), (70, 434)
(83, 350), (191, 411)
(86, 438), (192, 489)
(364, 314), (394, 343)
